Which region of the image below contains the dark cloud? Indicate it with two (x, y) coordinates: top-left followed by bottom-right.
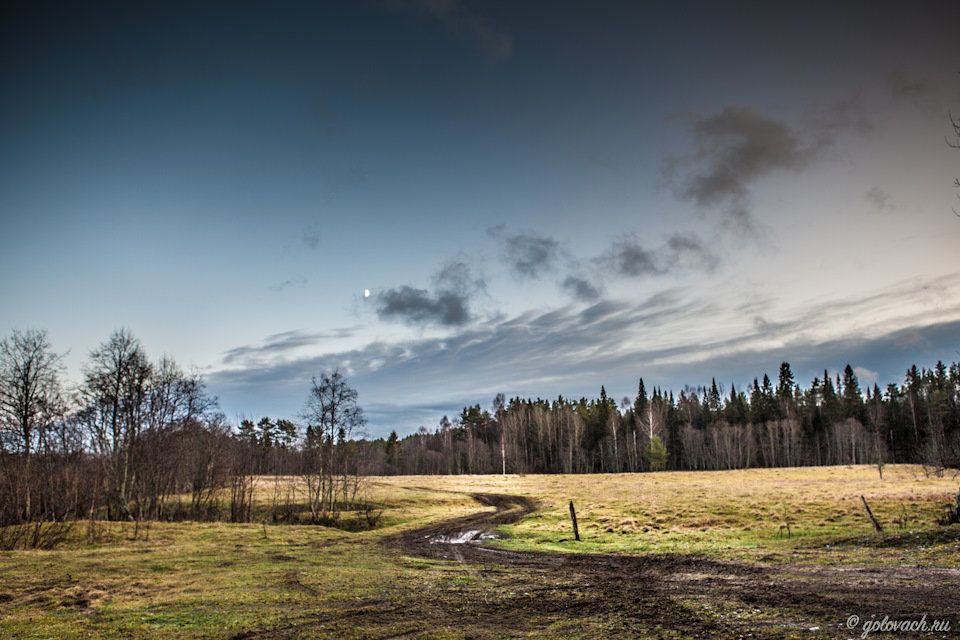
(492, 228), (604, 303)
(376, 258), (485, 327)
(599, 236), (661, 276)
(561, 275), (602, 302)
(376, 286), (471, 327)
(672, 100), (878, 233)
(500, 232), (560, 280)
(597, 233), (717, 277)
(865, 186), (897, 212)
(677, 106), (820, 232)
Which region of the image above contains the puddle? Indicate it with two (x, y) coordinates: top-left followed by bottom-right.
(429, 530), (497, 545)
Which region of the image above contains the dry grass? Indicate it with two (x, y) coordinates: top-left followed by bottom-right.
(369, 465), (960, 563)
(0, 465), (957, 638)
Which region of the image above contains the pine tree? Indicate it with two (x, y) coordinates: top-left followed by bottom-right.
(707, 378), (722, 419)
(842, 364), (864, 421)
(634, 378), (648, 428)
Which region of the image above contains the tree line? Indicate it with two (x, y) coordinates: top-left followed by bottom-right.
(0, 329), (374, 542)
(367, 362), (960, 476)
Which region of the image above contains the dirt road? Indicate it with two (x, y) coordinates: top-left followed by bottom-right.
(232, 493), (958, 638)
(382, 492), (960, 638)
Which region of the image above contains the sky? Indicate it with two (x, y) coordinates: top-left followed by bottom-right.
(2, 0), (960, 438)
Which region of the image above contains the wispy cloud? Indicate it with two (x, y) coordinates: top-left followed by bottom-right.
(213, 290), (709, 399)
(223, 328), (359, 365)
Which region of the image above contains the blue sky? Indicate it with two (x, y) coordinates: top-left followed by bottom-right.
(3, 1), (960, 437)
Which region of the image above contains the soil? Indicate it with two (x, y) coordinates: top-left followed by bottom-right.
(237, 493), (960, 639)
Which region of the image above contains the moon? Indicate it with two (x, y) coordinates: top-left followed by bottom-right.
(363, 289), (370, 298)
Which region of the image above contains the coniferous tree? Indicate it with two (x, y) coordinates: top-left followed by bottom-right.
(841, 365), (864, 421)
(777, 362), (796, 417)
(634, 378), (649, 438)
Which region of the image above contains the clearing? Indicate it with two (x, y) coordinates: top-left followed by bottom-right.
(1, 465), (959, 639)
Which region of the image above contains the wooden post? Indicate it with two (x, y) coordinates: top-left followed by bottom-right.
(569, 500), (580, 541)
(860, 495), (883, 533)
(948, 487), (960, 525)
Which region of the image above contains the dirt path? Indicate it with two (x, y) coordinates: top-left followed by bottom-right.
(232, 493), (958, 638)
(381, 492), (960, 638)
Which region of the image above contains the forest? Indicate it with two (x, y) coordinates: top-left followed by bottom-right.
(2, 327), (959, 539)
(379, 361), (960, 476)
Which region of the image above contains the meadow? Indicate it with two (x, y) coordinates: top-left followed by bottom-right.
(1, 465), (958, 639)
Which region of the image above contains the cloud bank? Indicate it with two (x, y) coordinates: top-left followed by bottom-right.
(211, 274), (960, 436)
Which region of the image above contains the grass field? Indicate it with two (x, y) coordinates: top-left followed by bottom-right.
(1, 465), (958, 639)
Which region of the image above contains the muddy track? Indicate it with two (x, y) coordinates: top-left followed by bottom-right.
(381, 492), (960, 638)
(232, 493), (959, 639)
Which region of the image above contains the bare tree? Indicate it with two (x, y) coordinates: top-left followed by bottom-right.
(301, 370), (366, 524)
(79, 329), (152, 520)
(138, 356), (217, 519)
(0, 329), (65, 521)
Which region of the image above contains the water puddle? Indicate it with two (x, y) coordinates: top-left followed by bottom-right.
(429, 530), (497, 544)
